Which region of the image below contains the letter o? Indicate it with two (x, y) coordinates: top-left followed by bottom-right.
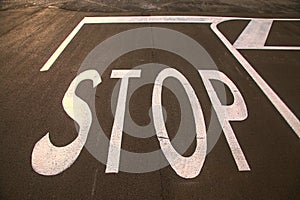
(152, 68), (207, 178)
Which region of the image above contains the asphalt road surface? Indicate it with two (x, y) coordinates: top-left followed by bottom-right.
(0, 3), (299, 200)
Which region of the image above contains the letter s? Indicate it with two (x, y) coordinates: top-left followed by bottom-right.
(31, 70), (101, 176)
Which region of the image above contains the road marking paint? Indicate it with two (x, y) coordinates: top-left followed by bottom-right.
(33, 16), (300, 177)
(233, 19), (273, 49)
(152, 68), (207, 179)
(31, 70), (101, 175)
(234, 19), (300, 50)
(39, 16), (300, 72)
(40, 19), (85, 72)
(83, 16), (225, 24)
(39, 16), (227, 72)
(211, 22), (300, 138)
(39, 16), (300, 137)
(236, 46), (300, 50)
(106, 70), (141, 173)
(33, 67), (251, 176)
(199, 70), (250, 171)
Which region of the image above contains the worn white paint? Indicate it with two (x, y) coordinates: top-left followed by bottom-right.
(40, 20), (85, 72)
(199, 70), (250, 171)
(39, 16), (226, 72)
(233, 19), (300, 50)
(106, 70), (141, 173)
(152, 68), (207, 178)
(237, 46), (300, 50)
(211, 22), (300, 138)
(83, 16), (226, 24)
(35, 16), (300, 176)
(39, 16), (300, 72)
(32, 70), (101, 175)
(234, 19), (273, 49)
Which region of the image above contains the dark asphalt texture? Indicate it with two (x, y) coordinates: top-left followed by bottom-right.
(1, 0), (300, 17)
(0, 4), (299, 200)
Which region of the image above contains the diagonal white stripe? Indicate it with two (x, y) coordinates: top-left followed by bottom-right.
(211, 22), (300, 138)
(233, 19), (273, 49)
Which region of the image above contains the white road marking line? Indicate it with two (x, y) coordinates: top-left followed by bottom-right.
(106, 70), (141, 173)
(39, 16), (300, 72)
(233, 19), (273, 49)
(39, 16), (241, 72)
(237, 46), (300, 50)
(40, 19), (85, 71)
(83, 16), (227, 24)
(199, 70), (250, 171)
(234, 19), (300, 50)
(211, 22), (300, 138)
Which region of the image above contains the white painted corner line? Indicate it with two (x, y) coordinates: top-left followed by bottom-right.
(40, 19), (86, 71)
(39, 16), (300, 72)
(38, 16), (241, 72)
(211, 21), (300, 138)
